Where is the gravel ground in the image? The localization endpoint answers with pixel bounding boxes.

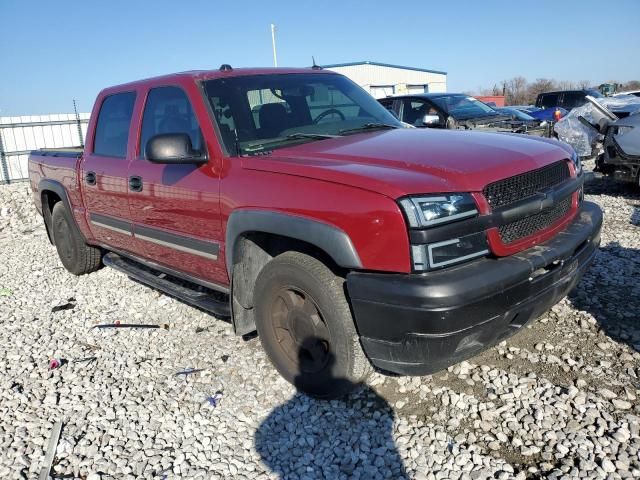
[0,173,638,480]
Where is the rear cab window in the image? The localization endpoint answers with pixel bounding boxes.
[93,92,136,158]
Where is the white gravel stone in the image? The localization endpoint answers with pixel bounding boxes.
[0,173,639,478]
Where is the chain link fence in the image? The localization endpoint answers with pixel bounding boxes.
[0,106,89,184]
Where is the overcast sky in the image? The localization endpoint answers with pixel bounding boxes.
[1,0,639,115]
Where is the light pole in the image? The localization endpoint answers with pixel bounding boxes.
[271,24,278,67]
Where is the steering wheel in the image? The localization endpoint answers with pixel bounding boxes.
[313,108,345,124]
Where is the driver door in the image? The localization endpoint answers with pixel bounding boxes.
[126,84,225,285]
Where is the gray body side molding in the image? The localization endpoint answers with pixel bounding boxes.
[225,210,362,274]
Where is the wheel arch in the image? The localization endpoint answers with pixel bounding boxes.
[39,179,75,245]
[226,210,362,336]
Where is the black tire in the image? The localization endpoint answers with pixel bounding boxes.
[254,251,371,399]
[51,202,102,275]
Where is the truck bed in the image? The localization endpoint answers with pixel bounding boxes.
[28,148,84,215]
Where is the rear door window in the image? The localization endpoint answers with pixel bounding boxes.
[139,86,203,158]
[93,92,136,158]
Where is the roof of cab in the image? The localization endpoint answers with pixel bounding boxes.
[100,67,335,93]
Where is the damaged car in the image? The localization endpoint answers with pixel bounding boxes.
[379,93,550,136]
[555,95,640,187]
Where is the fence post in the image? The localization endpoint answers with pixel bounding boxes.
[73,100,84,148]
[0,129,10,184]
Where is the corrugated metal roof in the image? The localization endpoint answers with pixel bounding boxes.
[320,61,447,76]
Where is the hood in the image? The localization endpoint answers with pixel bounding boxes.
[241,129,572,199]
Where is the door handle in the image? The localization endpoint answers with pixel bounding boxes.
[85,171,97,186]
[129,175,143,192]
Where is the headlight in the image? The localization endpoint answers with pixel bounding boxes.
[571,149,582,175]
[399,193,478,228]
[399,193,488,271]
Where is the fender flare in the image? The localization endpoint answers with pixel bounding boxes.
[225,209,362,275]
[38,179,82,243]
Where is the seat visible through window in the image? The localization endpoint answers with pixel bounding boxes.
[258,103,289,138]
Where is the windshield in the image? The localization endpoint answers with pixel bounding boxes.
[203,73,402,154]
[430,95,499,120]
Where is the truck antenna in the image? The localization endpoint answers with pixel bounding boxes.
[311,56,322,70]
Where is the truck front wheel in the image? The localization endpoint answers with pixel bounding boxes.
[51,202,102,275]
[253,251,371,399]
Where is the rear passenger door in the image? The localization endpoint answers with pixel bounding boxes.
[81,91,137,252]
[127,85,224,284]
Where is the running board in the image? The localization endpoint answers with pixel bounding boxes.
[103,252,230,319]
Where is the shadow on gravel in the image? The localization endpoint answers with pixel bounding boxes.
[568,239,640,354]
[255,346,408,479]
[584,174,640,202]
[568,176,640,353]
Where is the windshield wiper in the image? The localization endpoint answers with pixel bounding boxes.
[241,132,340,154]
[285,132,341,140]
[339,123,400,135]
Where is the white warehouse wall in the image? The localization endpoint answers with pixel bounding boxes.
[324,62,447,98]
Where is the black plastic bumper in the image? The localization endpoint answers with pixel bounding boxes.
[347,201,603,376]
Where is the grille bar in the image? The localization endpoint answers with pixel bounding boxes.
[483,161,570,209]
[498,196,572,244]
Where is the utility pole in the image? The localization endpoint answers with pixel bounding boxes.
[270,24,278,67]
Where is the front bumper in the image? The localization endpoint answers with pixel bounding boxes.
[347,201,603,376]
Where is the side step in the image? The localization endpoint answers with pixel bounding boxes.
[103,252,230,319]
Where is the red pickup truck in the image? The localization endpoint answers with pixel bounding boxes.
[29,66,602,398]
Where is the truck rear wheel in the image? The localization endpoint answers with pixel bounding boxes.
[253,251,371,399]
[51,202,102,275]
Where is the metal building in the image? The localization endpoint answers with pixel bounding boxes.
[322,61,447,99]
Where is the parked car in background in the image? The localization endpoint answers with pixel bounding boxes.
[528,107,568,123]
[496,107,540,123]
[379,93,549,136]
[28,67,601,398]
[495,107,551,135]
[536,90,604,111]
[510,105,540,114]
[597,112,640,187]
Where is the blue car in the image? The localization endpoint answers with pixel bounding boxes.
[527,107,568,122]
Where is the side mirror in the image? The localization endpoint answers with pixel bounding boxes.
[421,114,441,127]
[145,133,207,164]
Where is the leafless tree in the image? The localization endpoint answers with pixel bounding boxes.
[556,80,577,91]
[503,76,528,105]
[526,78,557,104]
[474,77,640,103]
